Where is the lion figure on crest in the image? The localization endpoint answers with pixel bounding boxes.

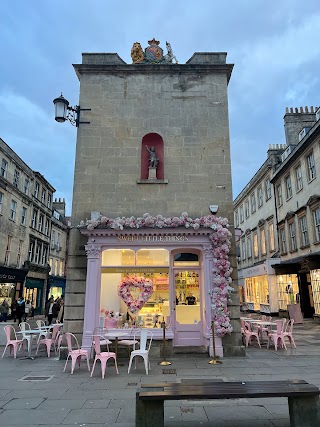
[131,42,144,64]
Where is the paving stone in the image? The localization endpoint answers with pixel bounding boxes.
[3,398,44,409]
[62,408,120,424]
[37,399,86,410]
[0,409,69,424]
[204,404,273,420]
[82,399,111,408]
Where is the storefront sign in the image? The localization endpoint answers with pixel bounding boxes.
[102,267,169,274]
[0,267,28,283]
[117,235,188,242]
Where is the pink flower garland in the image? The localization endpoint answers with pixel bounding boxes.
[80,212,233,337]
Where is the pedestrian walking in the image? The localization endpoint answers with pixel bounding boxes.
[58,295,64,323]
[11,300,18,322]
[1,300,9,322]
[45,296,54,325]
[25,299,32,319]
[16,297,25,325]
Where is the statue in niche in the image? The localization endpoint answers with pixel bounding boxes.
[146,145,159,168]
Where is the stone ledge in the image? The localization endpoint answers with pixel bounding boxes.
[136,179,168,184]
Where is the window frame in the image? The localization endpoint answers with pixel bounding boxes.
[245,200,250,218]
[288,221,297,252]
[260,227,266,255]
[306,151,316,182]
[21,206,27,226]
[268,222,275,252]
[253,232,259,258]
[279,227,287,254]
[276,183,283,207]
[0,191,3,214]
[10,199,17,221]
[251,193,256,214]
[285,174,292,200]
[312,207,320,243]
[265,178,271,200]
[1,159,8,178]
[257,187,263,208]
[34,182,40,198]
[299,215,309,247]
[295,164,303,192]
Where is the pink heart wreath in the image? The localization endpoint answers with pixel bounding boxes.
[118,276,154,314]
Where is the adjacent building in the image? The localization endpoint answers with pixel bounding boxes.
[48,198,68,301]
[235,106,320,320]
[0,138,68,315]
[63,40,243,357]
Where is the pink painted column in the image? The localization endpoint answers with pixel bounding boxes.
[203,244,223,357]
[82,244,102,350]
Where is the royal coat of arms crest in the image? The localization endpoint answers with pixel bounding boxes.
[131,38,178,64]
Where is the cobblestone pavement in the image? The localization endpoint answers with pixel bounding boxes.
[0,319,319,426]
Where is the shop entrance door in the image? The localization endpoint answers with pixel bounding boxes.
[173,269,204,346]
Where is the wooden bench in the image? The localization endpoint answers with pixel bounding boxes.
[136,379,320,427]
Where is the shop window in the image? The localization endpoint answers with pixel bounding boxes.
[174,253,199,267]
[140,133,164,180]
[311,270,320,316]
[137,249,169,266]
[102,249,135,266]
[245,276,269,306]
[276,274,299,310]
[101,248,171,329]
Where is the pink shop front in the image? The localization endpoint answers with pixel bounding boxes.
[80,226,233,357]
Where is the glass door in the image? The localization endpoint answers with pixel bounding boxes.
[173,269,204,346]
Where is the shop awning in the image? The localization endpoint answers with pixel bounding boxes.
[0,266,28,283]
[272,252,320,274]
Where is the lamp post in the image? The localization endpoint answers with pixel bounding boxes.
[53,93,90,127]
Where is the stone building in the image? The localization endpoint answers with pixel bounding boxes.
[234,106,320,321]
[0,138,32,308]
[0,137,69,315]
[48,198,68,301]
[271,107,320,320]
[233,145,282,315]
[63,39,243,357]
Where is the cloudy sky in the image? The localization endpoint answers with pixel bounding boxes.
[1,1,319,215]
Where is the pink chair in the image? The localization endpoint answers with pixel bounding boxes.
[267,319,287,351]
[63,333,90,374]
[283,319,296,348]
[2,325,24,359]
[91,335,119,379]
[244,322,261,348]
[35,324,60,357]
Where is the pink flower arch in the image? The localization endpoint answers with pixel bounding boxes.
[79,212,234,337]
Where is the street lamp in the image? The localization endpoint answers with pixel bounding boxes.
[53,93,79,126]
[53,93,91,127]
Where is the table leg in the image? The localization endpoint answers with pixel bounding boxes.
[19,334,35,360]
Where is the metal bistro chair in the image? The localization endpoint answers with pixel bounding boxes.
[91,335,119,379]
[2,325,24,359]
[128,330,153,375]
[118,328,140,357]
[19,322,37,353]
[63,332,90,374]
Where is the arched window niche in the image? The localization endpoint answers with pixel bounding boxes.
[140,133,164,180]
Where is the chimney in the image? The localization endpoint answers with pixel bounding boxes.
[284,106,316,146]
[52,198,66,217]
